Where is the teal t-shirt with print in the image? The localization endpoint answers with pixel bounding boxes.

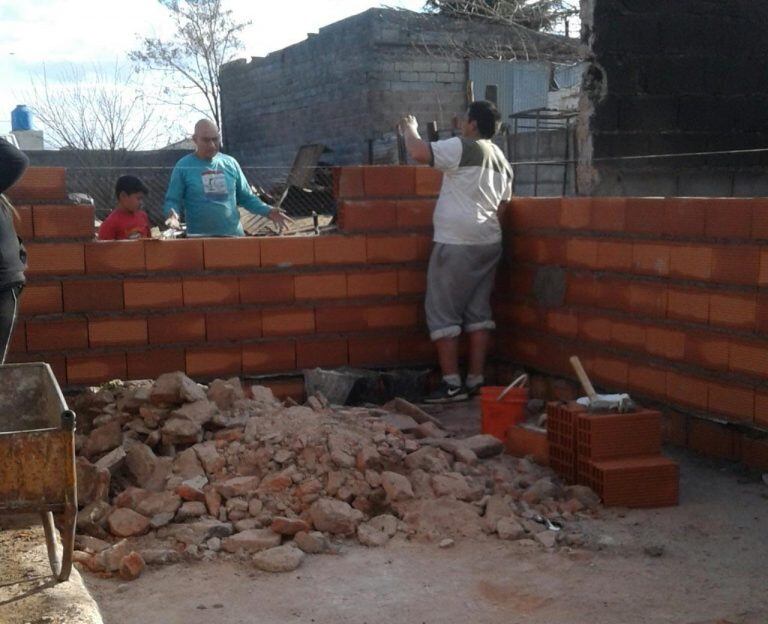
[163,152,270,236]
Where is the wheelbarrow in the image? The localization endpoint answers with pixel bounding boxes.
[0,362,77,582]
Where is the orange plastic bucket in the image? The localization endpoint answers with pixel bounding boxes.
[480,386,528,441]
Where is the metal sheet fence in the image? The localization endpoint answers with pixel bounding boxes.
[65,166,336,226]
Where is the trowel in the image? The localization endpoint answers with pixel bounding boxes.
[569,356,637,413]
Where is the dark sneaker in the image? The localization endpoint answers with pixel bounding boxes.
[466,382,483,397]
[423,381,469,403]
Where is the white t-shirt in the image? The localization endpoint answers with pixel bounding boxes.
[430,136,513,245]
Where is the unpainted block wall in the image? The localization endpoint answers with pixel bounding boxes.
[220,8,539,168]
[583,0,768,196]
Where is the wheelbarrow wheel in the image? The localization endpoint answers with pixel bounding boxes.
[41,507,75,582]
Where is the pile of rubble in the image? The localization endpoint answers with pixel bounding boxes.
[71,373,600,580]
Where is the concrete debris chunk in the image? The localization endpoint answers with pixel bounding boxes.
[83,420,123,458]
[221,528,282,553]
[150,371,207,405]
[309,498,363,535]
[460,434,504,459]
[253,544,304,573]
[357,514,398,547]
[294,531,331,554]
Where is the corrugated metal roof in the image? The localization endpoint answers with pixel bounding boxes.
[468,60,551,121]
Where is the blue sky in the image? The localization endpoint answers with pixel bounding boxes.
[0,0,425,138]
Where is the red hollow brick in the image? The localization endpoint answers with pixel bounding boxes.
[206,310,262,341]
[148,313,206,345]
[596,241,633,272]
[6,167,66,202]
[666,372,708,410]
[628,283,667,318]
[565,239,599,268]
[124,279,183,310]
[546,311,579,337]
[661,410,688,447]
[683,332,730,370]
[63,280,124,313]
[338,200,398,232]
[85,241,145,274]
[242,341,296,374]
[362,166,416,197]
[186,346,242,378]
[262,378,305,402]
[760,251,768,286]
[19,282,62,315]
[755,392,768,429]
[627,365,667,399]
[25,242,85,276]
[126,348,186,380]
[315,305,367,332]
[366,303,418,329]
[89,318,148,347]
[688,418,739,460]
[578,316,612,343]
[261,308,315,336]
[67,353,127,386]
[314,235,367,265]
[509,198,561,230]
[296,339,348,369]
[709,293,757,330]
[366,235,421,263]
[183,276,240,306]
[203,238,261,270]
[414,167,442,197]
[398,334,435,363]
[728,341,768,377]
[742,437,768,471]
[26,318,88,351]
[396,200,435,229]
[666,288,709,323]
[751,200,768,240]
[758,294,768,334]
[669,245,712,281]
[260,237,314,267]
[239,274,295,304]
[348,335,400,366]
[710,246,761,285]
[32,204,94,239]
[559,198,591,229]
[632,243,670,276]
[145,239,204,272]
[610,320,647,350]
[705,199,753,239]
[397,269,427,295]
[347,271,398,298]
[294,273,347,300]
[624,198,665,235]
[707,382,754,423]
[335,167,365,199]
[663,198,707,237]
[589,198,626,232]
[590,355,629,388]
[645,326,686,360]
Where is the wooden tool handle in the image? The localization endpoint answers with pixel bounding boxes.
[569,356,597,400]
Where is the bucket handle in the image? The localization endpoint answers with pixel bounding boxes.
[497,373,528,401]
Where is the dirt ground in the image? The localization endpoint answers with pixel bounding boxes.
[0,515,103,624]
[84,401,768,624]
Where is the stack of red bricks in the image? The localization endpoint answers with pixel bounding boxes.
[496,196,768,473]
[546,402,678,507]
[5,166,440,392]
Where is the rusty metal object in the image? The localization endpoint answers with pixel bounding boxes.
[0,363,77,582]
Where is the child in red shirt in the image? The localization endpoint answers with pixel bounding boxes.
[98,175,151,240]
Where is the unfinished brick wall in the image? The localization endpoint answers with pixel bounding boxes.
[497,196,768,472]
[5,167,436,395]
[9,166,768,471]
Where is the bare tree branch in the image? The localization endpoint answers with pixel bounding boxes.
[129,0,249,127]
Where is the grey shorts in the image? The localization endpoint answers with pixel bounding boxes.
[425,242,502,341]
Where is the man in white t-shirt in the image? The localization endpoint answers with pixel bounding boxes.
[400,101,513,402]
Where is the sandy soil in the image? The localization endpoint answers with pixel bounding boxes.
[0,515,103,624]
[85,448,768,624]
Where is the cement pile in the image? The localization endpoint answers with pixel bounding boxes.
[70,373,599,579]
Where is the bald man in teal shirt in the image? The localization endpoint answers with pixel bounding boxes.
[164,120,290,236]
